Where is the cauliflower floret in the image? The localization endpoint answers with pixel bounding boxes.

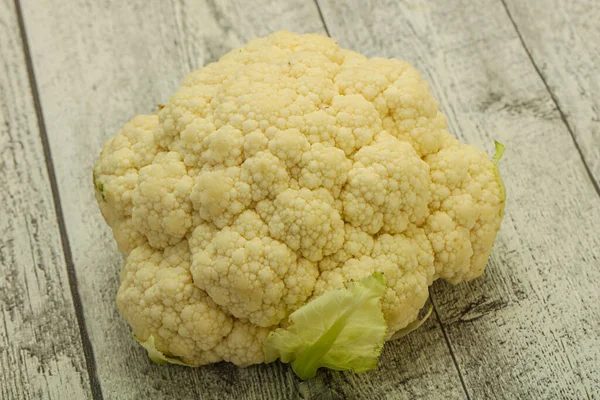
[154,61,229,150]
[269,128,310,176]
[132,152,194,248]
[189,211,318,327]
[328,94,381,155]
[117,242,232,366]
[240,151,290,201]
[215,320,271,366]
[318,224,375,272]
[111,218,147,255]
[94,31,505,368]
[382,67,444,156]
[341,132,431,235]
[198,125,245,167]
[190,167,252,228]
[335,58,445,156]
[263,188,345,262]
[244,129,270,158]
[93,115,159,253]
[299,143,352,197]
[424,144,504,283]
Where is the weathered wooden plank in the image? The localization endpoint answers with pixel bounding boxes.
[20,0,466,398]
[317,0,600,398]
[0,1,92,399]
[503,0,600,190]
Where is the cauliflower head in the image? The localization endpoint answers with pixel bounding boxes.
[93,31,505,368]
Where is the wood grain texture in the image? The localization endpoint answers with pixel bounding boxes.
[317,0,600,398]
[503,0,600,191]
[19,0,465,398]
[0,0,92,399]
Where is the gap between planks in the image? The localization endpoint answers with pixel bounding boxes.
[13,0,104,398]
[499,0,600,198]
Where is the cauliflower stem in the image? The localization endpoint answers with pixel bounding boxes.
[390,306,433,341]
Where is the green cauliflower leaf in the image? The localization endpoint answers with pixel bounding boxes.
[264,272,387,380]
[134,334,192,366]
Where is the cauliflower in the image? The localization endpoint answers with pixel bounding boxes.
[93,31,505,376]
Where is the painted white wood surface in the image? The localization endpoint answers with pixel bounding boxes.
[503,0,600,190]
[317,0,600,398]
[2,0,598,398]
[0,0,92,398]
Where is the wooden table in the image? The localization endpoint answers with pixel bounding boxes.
[2,0,599,399]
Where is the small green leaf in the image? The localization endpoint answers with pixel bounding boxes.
[390,306,433,341]
[93,173,106,201]
[133,334,192,366]
[493,140,506,205]
[264,272,388,380]
[493,140,505,164]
